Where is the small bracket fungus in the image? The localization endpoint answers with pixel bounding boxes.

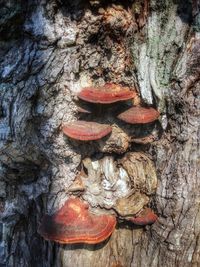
[78,83,137,104]
[76,106,92,114]
[75,101,92,114]
[38,198,116,244]
[129,208,158,225]
[117,106,160,124]
[62,121,112,141]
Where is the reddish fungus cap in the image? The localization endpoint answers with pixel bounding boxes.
[117,106,160,124]
[38,198,116,244]
[78,83,137,104]
[77,106,92,114]
[130,208,158,225]
[62,121,112,141]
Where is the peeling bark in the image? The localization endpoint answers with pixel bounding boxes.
[0,0,199,267]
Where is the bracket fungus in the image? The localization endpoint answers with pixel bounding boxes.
[117,106,160,124]
[38,198,116,244]
[78,83,137,104]
[62,121,112,141]
[129,208,158,225]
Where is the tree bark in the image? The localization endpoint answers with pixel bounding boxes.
[0,0,199,267]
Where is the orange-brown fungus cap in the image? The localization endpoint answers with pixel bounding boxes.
[62,121,112,141]
[38,198,116,244]
[130,208,158,225]
[117,106,160,124]
[78,83,137,104]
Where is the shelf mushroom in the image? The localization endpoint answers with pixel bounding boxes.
[117,106,160,124]
[38,198,116,244]
[129,208,158,225]
[62,120,112,141]
[78,83,137,104]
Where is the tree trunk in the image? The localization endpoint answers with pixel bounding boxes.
[0,0,199,267]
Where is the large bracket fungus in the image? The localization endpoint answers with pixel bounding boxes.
[117,106,160,124]
[38,198,116,244]
[62,121,112,141]
[78,83,137,104]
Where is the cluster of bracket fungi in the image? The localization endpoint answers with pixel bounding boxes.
[38,83,160,245]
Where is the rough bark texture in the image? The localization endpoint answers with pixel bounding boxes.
[0,0,199,267]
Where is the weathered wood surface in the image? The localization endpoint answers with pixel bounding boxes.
[0,0,199,266]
